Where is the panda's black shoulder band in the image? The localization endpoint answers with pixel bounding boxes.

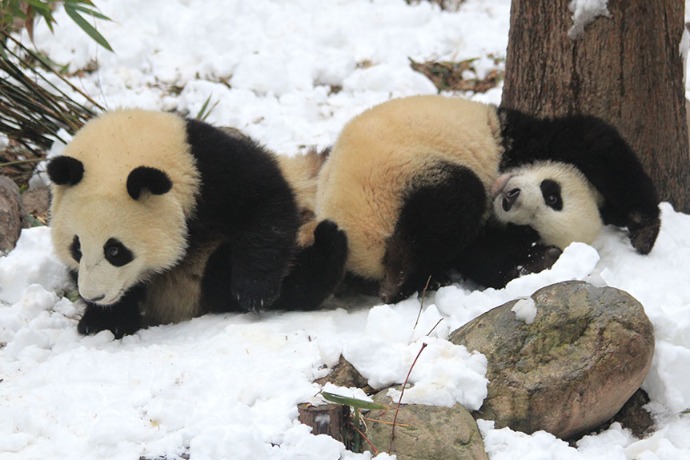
[127,166,172,200]
[47,156,84,186]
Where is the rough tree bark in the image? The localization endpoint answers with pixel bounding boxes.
[501,0,690,213]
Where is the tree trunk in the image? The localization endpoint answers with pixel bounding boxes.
[502,0,690,213]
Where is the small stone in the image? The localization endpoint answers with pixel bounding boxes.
[314,355,371,391]
[611,388,655,439]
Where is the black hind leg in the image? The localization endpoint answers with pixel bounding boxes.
[272,220,348,310]
[380,163,486,304]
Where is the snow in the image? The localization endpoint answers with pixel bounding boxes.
[568,0,611,39]
[2,0,690,459]
[511,297,537,324]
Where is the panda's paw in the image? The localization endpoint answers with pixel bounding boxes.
[231,277,281,313]
[78,304,142,339]
[312,220,348,262]
[379,281,418,305]
[628,213,660,255]
[379,269,421,305]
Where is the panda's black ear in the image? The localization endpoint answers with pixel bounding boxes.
[127,166,172,200]
[47,156,84,186]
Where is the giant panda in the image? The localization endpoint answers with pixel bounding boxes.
[315,95,660,302]
[48,109,346,338]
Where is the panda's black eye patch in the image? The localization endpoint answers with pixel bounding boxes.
[70,235,82,262]
[104,238,134,266]
[540,179,563,211]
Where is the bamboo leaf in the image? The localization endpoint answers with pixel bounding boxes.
[66,3,112,21]
[196,95,219,122]
[321,391,389,410]
[23,0,53,16]
[63,4,113,52]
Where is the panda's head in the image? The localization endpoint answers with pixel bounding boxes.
[48,110,200,305]
[491,161,603,249]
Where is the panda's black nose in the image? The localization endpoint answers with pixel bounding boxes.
[502,188,520,212]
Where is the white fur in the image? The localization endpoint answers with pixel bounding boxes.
[492,161,603,248]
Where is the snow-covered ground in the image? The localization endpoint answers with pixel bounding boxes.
[1,0,690,458]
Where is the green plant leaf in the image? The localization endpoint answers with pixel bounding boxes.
[22,0,53,16]
[321,391,388,410]
[65,2,111,21]
[63,4,113,52]
[196,95,219,122]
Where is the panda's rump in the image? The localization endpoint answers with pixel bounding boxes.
[316,150,406,280]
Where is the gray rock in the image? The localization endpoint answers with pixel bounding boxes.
[449,281,654,439]
[0,176,22,253]
[365,389,489,460]
[20,185,50,227]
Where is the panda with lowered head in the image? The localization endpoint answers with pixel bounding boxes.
[315,95,660,303]
[48,109,346,338]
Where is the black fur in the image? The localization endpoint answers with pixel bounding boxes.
[454,223,562,288]
[380,162,486,303]
[76,117,344,337]
[200,241,242,313]
[499,109,660,254]
[76,116,300,335]
[71,270,144,339]
[272,220,348,311]
[70,236,82,262]
[126,166,172,199]
[540,179,563,211]
[200,220,347,314]
[104,238,134,267]
[452,109,661,289]
[47,156,84,186]
[184,118,300,313]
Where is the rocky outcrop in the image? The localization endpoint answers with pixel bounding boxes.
[449,281,655,439]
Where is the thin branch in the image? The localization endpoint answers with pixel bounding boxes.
[413,275,433,330]
[390,342,428,452]
[352,423,379,456]
[425,318,444,337]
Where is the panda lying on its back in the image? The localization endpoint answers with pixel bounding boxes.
[316,95,660,302]
[48,110,346,338]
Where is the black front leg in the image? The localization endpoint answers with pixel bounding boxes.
[228,199,300,312]
[454,224,561,288]
[77,284,145,338]
[229,237,293,312]
[185,119,300,313]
